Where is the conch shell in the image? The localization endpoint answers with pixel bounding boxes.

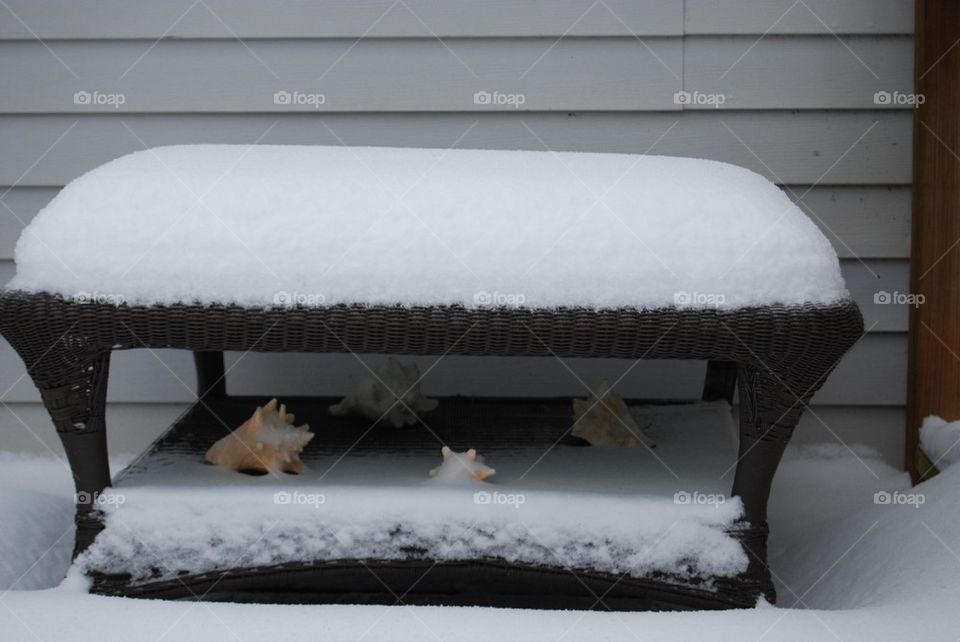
[206,399,314,474]
[429,446,496,482]
[571,381,655,448]
[329,357,438,428]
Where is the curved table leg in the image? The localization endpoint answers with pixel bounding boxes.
[731,361,813,603]
[7,331,113,558]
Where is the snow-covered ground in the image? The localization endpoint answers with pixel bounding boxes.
[2,434,958,640]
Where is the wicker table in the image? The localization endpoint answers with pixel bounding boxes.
[0,292,862,609]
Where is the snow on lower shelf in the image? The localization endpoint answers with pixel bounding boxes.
[77,403,747,585]
[9,145,848,310]
[78,486,746,584]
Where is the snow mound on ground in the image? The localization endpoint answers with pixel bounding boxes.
[920,415,960,470]
[0,453,76,591]
[770,450,958,613]
[10,145,847,310]
[76,486,747,584]
[0,453,133,591]
[0,488,74,591]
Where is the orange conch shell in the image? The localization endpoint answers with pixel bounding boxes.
[206,399,314,474]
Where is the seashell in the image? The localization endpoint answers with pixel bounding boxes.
[205,399,314,474]
[571,381,655,448]
[329,357,438,428]
[429,446,496,482]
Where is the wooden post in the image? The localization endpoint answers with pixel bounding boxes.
[907,0,960,482]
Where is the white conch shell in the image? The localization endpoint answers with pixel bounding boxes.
[429,446,496,482]
[329,357,438,428]
[206,399,314,474]
[571,381,655,448]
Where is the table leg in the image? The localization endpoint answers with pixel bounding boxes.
[19,340,113,558]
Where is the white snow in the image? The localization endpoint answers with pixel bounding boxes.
[0,453,75,591]
[3,440,959,641]
[0,453,132,591]
[2,411,959,641]
[9,145,848,310]
[77,402,747,585]
[78,487,746,584]
[920,415,960,470]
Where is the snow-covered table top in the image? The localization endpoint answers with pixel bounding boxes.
[10,145,848,310]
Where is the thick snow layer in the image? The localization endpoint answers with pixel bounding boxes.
[78,487,746,583]
[920,415,960,471]
[77,402,747,584]
[4,442,960,641]
[9,145,848,310]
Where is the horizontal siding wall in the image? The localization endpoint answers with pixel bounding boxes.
[0,36,913,112]
[0,1,911,38]
[0,0,912,464]
[0,112,913,183]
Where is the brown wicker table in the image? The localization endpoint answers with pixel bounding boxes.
[0,291,863,610]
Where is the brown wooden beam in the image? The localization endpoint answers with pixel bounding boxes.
[908,0,960,483]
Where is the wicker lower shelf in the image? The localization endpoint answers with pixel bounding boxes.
[91,395,765,610]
